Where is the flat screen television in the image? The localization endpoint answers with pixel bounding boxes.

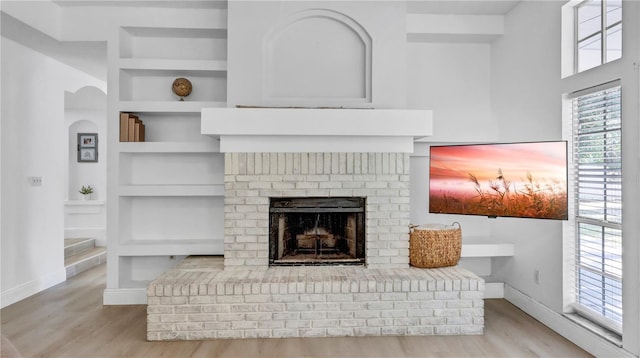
[429,141,568,220]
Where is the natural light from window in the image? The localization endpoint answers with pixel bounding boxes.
[576,0,622,72]
[570,85,623,333]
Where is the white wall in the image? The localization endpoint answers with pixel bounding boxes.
[407,42,497,143]
[227,1,407,108]
[65,86,107,201]
[489,1,565,311]
[407,40,498,280]
[490,1,640,355]
[1,37,105,308]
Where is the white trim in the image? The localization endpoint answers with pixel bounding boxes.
[505,284,634,357]
[103,288,147,305]
[484,282,504,299]
[569,302,623,335]
[0,269,67,308]
[219,135,416,153]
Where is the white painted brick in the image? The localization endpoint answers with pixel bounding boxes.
[300,328,327,337]
[421,317,447,325]
[460,308,485,317]
[382,326,407,335]
[394,301,420,310]
[446,317,474,325]
[202,305,230,313]
[326,328,354,337]
[272,329,299,338]
[313,319,340,328]
[339,319,366,328]
[460,326,483,335]
[435,291,460,300]
[176,322,204,331]
[299,294,326,302]
[160,297,187,305]
[435,326,461,335]
[258,320,285,329]
[327,311,354,319]
[286,320,311,329]
[433,309,461,317]
[354,310,380,319]
[175,305,202,314]
[161,314,188,323]
[273,312,300,320]
[355,327,381,336]
[301,311,327,320]
[380,310,407,318]
[408,326,434,335]
[218,330,245,339]
[381,292,406,301]
[460,291,485,299]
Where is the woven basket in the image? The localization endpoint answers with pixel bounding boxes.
[409,222,462,268]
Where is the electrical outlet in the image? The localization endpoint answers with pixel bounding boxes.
[28,176,42,186]
[534,269,541,284]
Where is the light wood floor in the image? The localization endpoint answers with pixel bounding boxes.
[1,264,592,358]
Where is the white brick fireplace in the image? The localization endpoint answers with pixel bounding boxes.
[146,108,485,340]
[223,151,411,269]
[203,107,432,270]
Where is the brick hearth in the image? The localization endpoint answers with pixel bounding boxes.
[147,152,485,340]
[147,257,484,340]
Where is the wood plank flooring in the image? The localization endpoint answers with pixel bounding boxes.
[1,264,592,357]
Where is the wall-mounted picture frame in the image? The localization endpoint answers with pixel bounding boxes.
[78,133,98,162]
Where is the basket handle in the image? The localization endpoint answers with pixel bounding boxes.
[408,224,419,233]
[452,221,461,229]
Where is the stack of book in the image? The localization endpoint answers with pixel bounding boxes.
[120,112,145,142]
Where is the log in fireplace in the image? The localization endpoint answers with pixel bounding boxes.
[269,197,366,266]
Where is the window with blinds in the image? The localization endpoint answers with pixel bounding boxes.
[571,85,622,333]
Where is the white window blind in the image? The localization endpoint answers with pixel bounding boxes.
[571,85,622,332]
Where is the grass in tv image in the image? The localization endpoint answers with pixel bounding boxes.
[429,142,568,220]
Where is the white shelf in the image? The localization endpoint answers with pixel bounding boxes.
[119,141,220,153]
[119,184,224,197]
[109,20,228,303]
[118,239,224,256]
[65,200,106,206]
[119,101,226,113]
[119,58,227,72]
[461,236,515,258]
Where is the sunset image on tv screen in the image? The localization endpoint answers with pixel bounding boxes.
[429,141,568,220]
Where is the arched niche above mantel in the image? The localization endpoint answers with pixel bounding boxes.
[263,9,372,106]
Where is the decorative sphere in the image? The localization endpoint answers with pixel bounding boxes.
[172,78,192,98]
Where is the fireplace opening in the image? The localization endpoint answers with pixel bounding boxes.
[269,197,366,266]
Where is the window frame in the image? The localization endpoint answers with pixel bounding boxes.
[573,0,622,73]
[566,82,623,336]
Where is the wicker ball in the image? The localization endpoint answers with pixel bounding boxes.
[172,78,192,98]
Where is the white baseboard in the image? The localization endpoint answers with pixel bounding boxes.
[1,269,66,309]
[484,282,504,298]
[103,288,147,305]
[504,284,635,357]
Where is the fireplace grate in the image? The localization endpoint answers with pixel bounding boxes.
[269,197,366,266]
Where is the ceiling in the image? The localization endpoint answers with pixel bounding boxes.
[52,0,227,9]
[52,0,520,14]
[406,0,521,15]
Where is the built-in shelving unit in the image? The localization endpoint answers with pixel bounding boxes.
[105,14,228,305]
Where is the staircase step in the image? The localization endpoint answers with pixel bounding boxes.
[65,246,106,279]
[64,238,95,259]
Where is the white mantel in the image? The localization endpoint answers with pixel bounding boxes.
[201,108,432,153]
